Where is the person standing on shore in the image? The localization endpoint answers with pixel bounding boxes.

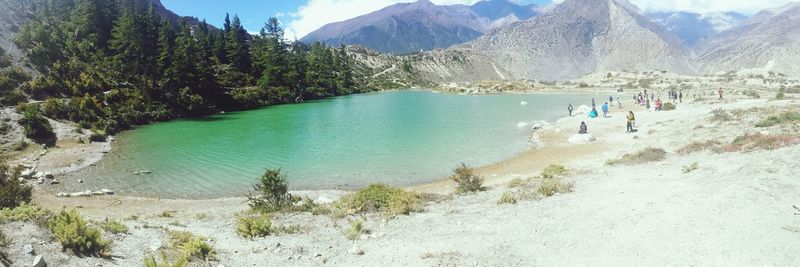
[718,88,724,100]
[626,111,635,133]
[679,91,683,103]
[602,102,609,118]
[609,96,613,105]
[617,97,622,109]
[568,104,574,117]
[592,98,596,108]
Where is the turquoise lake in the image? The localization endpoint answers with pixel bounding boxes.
[82,91,604,198]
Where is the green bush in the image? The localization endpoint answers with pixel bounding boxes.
[347,220,366,240]
[777,87,786,99]
[337,184,421,217]
[235,214,272,239]
[89,130,107,142]
[755,111,800,128]
[537,179,575,197]
[682,162,699,173]
[0,203,47,222]
[541,164,568,179]
[246,169,293,212]
[0,122,10,135]
[0,162,32,209]
[144,251,188,267]
[497,192,517,205]
[99,218,129,234]
[47,209,111,257]
[18,104,56,145]
[450,163,485,193]
[168,231,214,262]
[661,102,676,111]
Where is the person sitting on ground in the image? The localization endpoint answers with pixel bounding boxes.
[602,102,609,118]
[588,107,598,118]
[654,98,662,111]
[579,121,588,134]
[626,111,636,133]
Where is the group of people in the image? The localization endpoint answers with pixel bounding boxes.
[571,95,636,135]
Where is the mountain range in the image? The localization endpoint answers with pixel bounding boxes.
[300,0,540,54]
[306,0,800,80]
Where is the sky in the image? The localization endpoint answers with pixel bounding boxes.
[161,0,797,40]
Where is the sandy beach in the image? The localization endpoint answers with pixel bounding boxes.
[3,88,800,266]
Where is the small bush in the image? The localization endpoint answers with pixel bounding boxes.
[720,133,799,152]
[10,140,27,151]
[661,102,676,111]
[337,184,421,217]
[18,104,55,145]
[88,130,107,142]
[682,162,698,174]
[743,90,760,98]
[47,209,112,257]
[347,220,367,240]
[776,87,786,99]
[157,210,175,218]
[450,163,485,193]
[537,179,574,197]
[144,251,188,267]
[247,169,293,213]
[497,192,517,205]
[0,122,10,135]
[607,148,667,165]
[755,111,800,128]
[99,219,129,234]
[507,177,527,188]
[0,162,32,209]
[710,109,733,122]
[0,203,47,222]
[168,231,214,262]
[541,164,568,179]
[676,140,722,154]
[235,215,271,239]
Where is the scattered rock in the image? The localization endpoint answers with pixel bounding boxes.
[314,195,334,204]
[44,172,54,179]
[32,255,46,267]
[69,190,93,197]
[134,170,151,175]
[516,122,529,128]
[348,246,364,256]
[23,244,34,255]
[21,169,36,179]
[520,101,528,106]
[50,180,59,185]
[78,179,83,183]
[56,193,69,197]
[531,121,549,131]
[568,134,597,144]
[36,178,44,185]
[101,188,114,195]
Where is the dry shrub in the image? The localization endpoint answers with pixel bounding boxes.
[541,164,568,179]
[607,148,667,165]
[676,140,722,154]
[497,192,517,205]
[709,109,733,122]
[720,132,800,152]
[450,163,485,193]
[755,111,800,128]
[537,179,575,197]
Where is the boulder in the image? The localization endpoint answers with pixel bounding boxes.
[68,190,93,197]
[23,244,34,255]
[21,169,36,179]
[520,101,528,106]
[531,121,548,130]
[574,105,592,115]
[516,122,529,129]
[50,180,59,185]
[101,189,114,195]
[568,134,597,144]
[37,178,44,185]
[32,255,46,267]
[314,195,334,205]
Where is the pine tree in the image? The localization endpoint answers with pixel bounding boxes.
[335,45,354,93]
[256,17,288,89]
[109,6,145,88]
[226,15,251,75]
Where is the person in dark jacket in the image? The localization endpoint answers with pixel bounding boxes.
[579,121,588,134]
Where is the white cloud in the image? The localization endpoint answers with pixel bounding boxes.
[285,0,481,40]
[628,0,795,14]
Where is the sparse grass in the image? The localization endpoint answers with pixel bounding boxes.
[720,132,800,152]
[507,177,527,188]
[336,184,422,217]
[755,111,800,127]
[144,251,188,267]
[10,140,27,151]
[497,192,517,205]
[710,109,733,122]
[0,203,48,222]
[235,214,271,239]
[606,148,667,165]
[168,231,214,262]
[47,209,112,257]
[743,90,761,98]
[272,224,302,235]
[450,163,485,193]
[195,213,208,220]
[127,215,140,221]
[157,210,176,218]
[0,229,8,248]
[661,102,676,111]
[682,162,699,174]
[347,220,368,240]
[676,140,722,154]
[537,179,575,197]
[541,164,568,179]
[99,218,129,234]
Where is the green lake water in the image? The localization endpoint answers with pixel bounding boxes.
[82,91,604,198]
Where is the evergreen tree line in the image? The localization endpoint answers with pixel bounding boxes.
[10,0,362,135]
